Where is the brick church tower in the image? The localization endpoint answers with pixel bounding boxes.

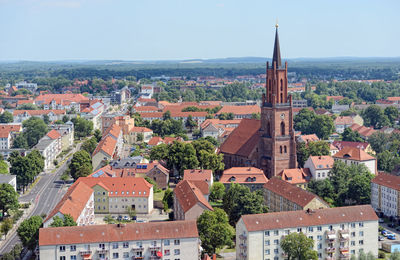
[259,24,297,178]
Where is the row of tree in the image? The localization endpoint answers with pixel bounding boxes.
[9,150,44,192]
[12,117,48,149]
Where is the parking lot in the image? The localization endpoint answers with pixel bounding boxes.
[379,219,400,248]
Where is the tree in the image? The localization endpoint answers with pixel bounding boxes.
[0,111,13,123]
[0,160,9,174]
[390,251,400,260]
[218,112,234,120]
[81,137,98,155]
[362,105,389,129]
[0,183,19,217]
[308,141,330,156]
[342,127,363,142]
[149,143,169,161]
[17,215,43,250]
[42,114,50,124]
[162,188,173,211]
[368,132,389,154]
[21,117,48,148]
[163,111,171,120]
[223,183,267,225]
[136,133,144,142]
[294,109,316,134]
[312,115,334,139]
[144,177,160,192]
[71,117,93,138]
[62,115,70,123]
[69,150,93,180]
[296,142,309,168]
[198,151,224,173]
[280,232,317,260]
[63,214,77,226]
[185,115,197,132]
[197,208,235,255]
[93,129,102,142]
[49,216,64,227]
[15,103,38,110]
[385,106,399,126]
[12,135,28,149]
[377,150,400,172]
[209,182,225,202]
[1,218,13,239]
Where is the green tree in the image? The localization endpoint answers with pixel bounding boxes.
[185,115,197,132]
[62,115,70,123]
[126,207,136,220]
[362,105,390,129]
[0,160,9,174]
[12,135,28,149]
[377,150,400,172]
[22,117,48,148]
[294,108,316,134]
[1,218,13,239]
[63,214,77,226]
[71,117,93,138]
[144,177,160,192]
[163,111,171,120]
[280,232,317,260]
[149,143,169,161]
[42,114,50,124]
[49,216,64,227]
[17,215,43,250]
[218,112,234,120]
[368,132,389,154]
[69,150,93,180]
[0,183,19,217]
[312,115,334,139]
[296,142,309,168]
[0,111,13,123]
[15,103,38,110]
[136,133,144,142]
[198,151,224,173]
[342,127,363,142]
[385,106,399,126]
[223,183,267,225]
[197,208,235,255]
[162,188,173,211]
[209,182,225,202]
[390,251,400,260]
[81,137,98,155]
[308,141,330,156]
[93,129,102,142]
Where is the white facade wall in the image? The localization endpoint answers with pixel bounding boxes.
[335,158,376,175]
[76,193,95,226]
[40,236,199,260]
[370,182,380,212]
[0,135,10,150]
[380,185,398,217]
[304,158,331,181]
[236,218,378,260]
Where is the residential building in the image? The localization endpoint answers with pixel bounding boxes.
[174,180,213,221]
[129,127,153,144]
[80,100,105,130]
[145,164,170,190]
[200,119,241,140]
[92,124,123,170]
[34,131,63,170]
[371,173,400,217]
[334,115,364,134]
[333,147,377,174]
[297,134,319,144]
[0,175,17,191]
[15,81,38,93]
[183,169,213,189]
[236,205,379,260]
[263,177,329,212]
[215,105,261,119]
[44,181,95,227]
[39,220,200,260]
[34,93,89,112]
[219,167,268,192]
[279,168,311,189]
[13,109,66,123]
[304,156,334,180]
[0,124,22,149]
[49,123,74,150]
[332,141,375,155]
[77,177,153,214]
[349,124,376,140]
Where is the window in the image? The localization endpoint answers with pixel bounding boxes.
[136,241,142,247]
[308,236,313,240]
[317,235,322,241]
[113,243,118,249]
[152,241,157,246]
[265,231,270,236]
[318,243,322,249]
[359,231,364,237]
[265,249,270,255]
[165,250,170,256]
[280,122,285,136]
[164,240,170,246]
[359,240,364,245]
[113,253,119,259]
[60,246,66,252]
[274,239,279,245]
[317,226,322,231]
[70,245,76,251]
[359,222,364,227]
[308,227,313,232]
[297,228,302,233]
[280,146,283,154]
[284,146,287,153]
[174,239,180,245]
[285,230,290,235]
[351,232,356,237]
[351,241,355,246]
[70,256,76,260]
[274,248,279,254]
[265,240,270,246]
[60,257,66,260]
[329,225,333,231]
[174,249,180,255]
[99,243,105,249]
[123,242,129,248]
[274,230,279,236]
[351,250,356,255]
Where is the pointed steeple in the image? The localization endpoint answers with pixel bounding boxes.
[272,24,282,68]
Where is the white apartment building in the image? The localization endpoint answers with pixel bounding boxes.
[333,147,377,175]
[236,205,378,260]
[304,156,334,180]
[0,175,17,191]
[39,220,200,260]
[371,173,400,217]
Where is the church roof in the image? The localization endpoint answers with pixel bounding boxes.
[219,118,260,157]
[272,25,282,68]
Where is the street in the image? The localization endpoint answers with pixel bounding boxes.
[0,153,72,255]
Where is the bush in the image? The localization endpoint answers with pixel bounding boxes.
[12,210,23,223]
[378,251,385,259]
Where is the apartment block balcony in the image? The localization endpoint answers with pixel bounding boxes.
[239,243,247,249]
[96,249,108,254]
[239,234,247,240]
[339,229,349,234]
[339,247,349,252]
[325,247,336,253]
[148,246,161,250]
[149,256,161,260]
[79,250,92,256]
[132,247,144,252]
[132,257,144,260]
[239,252,247,258]
[339,253,350,259]
[325,230,336,241]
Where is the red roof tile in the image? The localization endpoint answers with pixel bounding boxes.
[216,105,260,115]
[93,135,117,157]
[174,180,213,213]
[372,172,400,191]
[333,146,375,161]
[309,156,334,170]
[183,169,213,183]
[280,168,311,184]
[220,167,268,184]
[46,129,61,139]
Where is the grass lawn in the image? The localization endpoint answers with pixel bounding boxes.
[154,190,165,201]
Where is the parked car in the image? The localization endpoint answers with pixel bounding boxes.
[379,218,385,223]
[117,215,123,221]
[388,223,397,228]
[382,230,389,236]
[379,236,385,241]
[123,216,129,220]
[387,234,396,240]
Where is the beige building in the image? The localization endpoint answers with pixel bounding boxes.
[263,177,329,212]
[236,205,379,260]
[92,124,123,170]
[39,220,200,260]
[333,147,377,175]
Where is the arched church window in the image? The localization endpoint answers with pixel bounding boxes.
[280,146,283,154]
[266,122,271,137]
[280,79,283,91]
[281,122,285,136]
[284,146,287,153]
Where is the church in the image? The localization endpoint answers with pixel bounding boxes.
[220,25,297,179]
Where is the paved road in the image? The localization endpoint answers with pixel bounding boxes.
[0,156,71,255]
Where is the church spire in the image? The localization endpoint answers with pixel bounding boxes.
[272,23,282,68]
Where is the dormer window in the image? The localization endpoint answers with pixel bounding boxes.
[229,176,236,182]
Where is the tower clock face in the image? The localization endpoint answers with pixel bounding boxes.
[280,113,285,120]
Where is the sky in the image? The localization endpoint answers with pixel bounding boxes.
[0,0,399,61]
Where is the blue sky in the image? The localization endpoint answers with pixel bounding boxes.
[0,0,399,60]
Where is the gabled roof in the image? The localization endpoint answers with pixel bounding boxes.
[241,205,378,232]
[220,167,268,184]
[332,141,370,151]
[298,134,319,143]
[88,165,117,178]
[219,119,260,157]
[0,124,22,138]
[46,129,61,140]
[93,135,117,157]
[280,168,311,184]
[13,109,66,116]
[350,123,376,137]
[216,105,260,115]
[39,220,198,246]
[333,146,375,161]
[44,181,93,224]
[372,172,400,191]
[174,180,213,213]
[103,123,121,140]
[308,156,334,170]
[264,177,326,208]
[334,116,354,125]
[130,127,153,133]
[183,169,213,183]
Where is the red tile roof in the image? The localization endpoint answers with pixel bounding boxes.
[220,167,268,184]
[309,156,334,170]
[13,109,66,116]
[0,124,22,138]
[372,172,400,191]
[219,119,260,157]
[134,106,160,112]
[216,105,260,115]
[334,116,354,125]
[326,96,344,101]
[280,168,311,184]
[39,220,198,246]
[46,129,61,139]
[103,123,121,140]
[148,136,164,146]
[130,127,153,133]
[174,180,213,213]
[350,123,376,137]
[183,169,213,183]
[93,135,117,157]
[333,146,375,161]
[332,141,370,151]
[35,93,89,104]
[241,205,378,232]
[44,181,93,223]
[299,134,319,143]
